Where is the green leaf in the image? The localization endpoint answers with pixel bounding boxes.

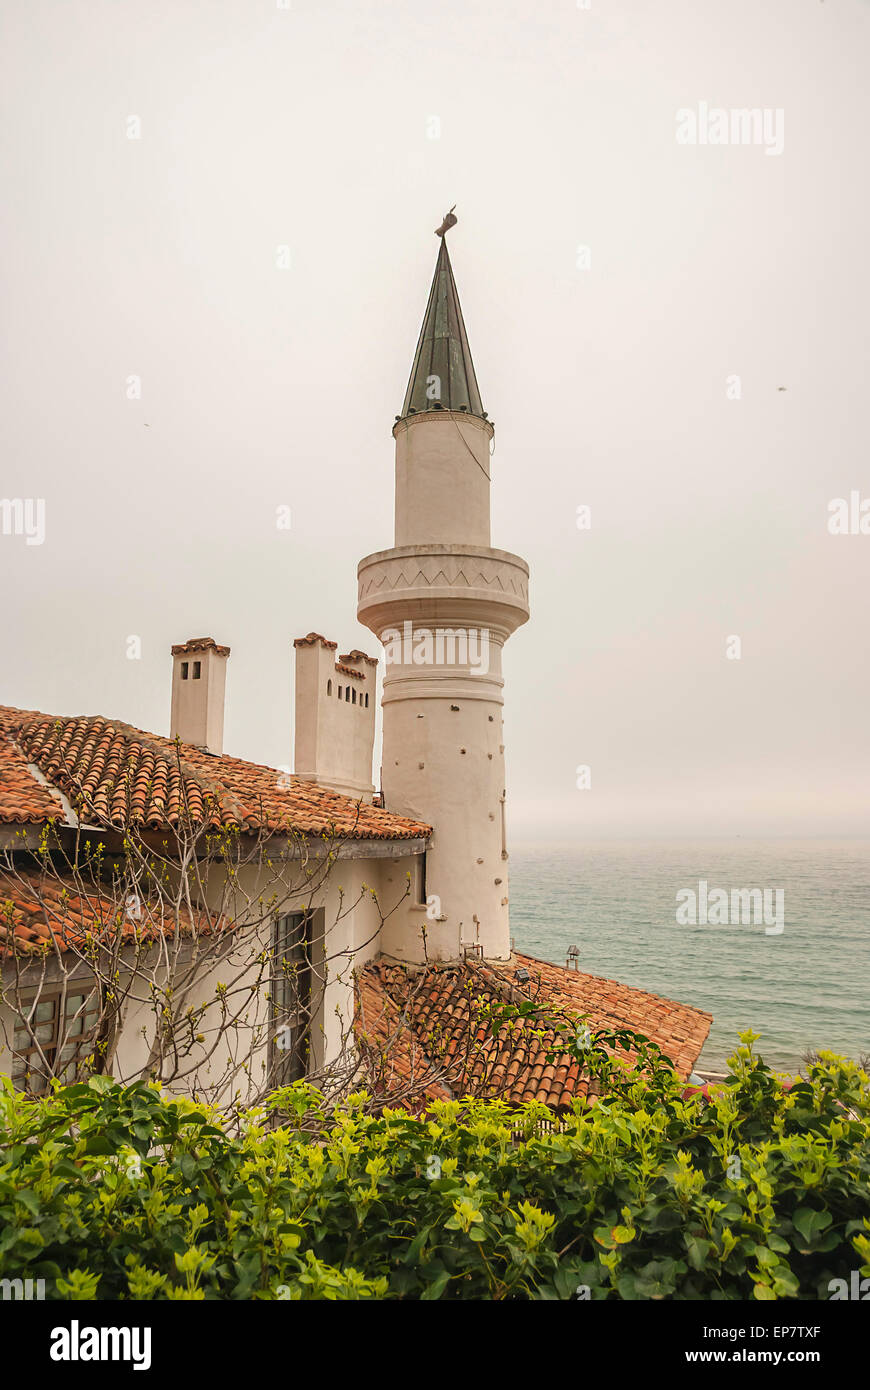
[83,1137,115,1156]
[14,1189,40,1218]
[404,1227,432,1265]
[685,1236,712,1271]
[792,1208,832,1248]
[420,1268,451,1300]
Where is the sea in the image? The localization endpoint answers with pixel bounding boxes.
[509,839,869,1076]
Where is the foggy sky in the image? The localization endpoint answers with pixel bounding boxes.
[1,0,868,841]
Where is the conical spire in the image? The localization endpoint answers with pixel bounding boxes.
[399,239,486,422]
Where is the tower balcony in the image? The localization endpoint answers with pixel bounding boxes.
[357,543,530,644]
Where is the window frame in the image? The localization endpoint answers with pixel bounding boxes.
[415,851,428,907]
[11,984,103,1095]
[269,910,313,1088]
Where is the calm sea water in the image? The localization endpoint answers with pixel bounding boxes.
[509,840,869,1074]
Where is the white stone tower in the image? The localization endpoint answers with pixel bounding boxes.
[358,228,529,962]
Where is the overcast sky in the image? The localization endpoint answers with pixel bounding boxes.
[1,0,868,840]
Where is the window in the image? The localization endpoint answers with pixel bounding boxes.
[345,686,350,702]
[415,851,428,907]
[352,687,356,705]
[181,662,189,680]
[337,686,342,699]
[12,987,102,1094]
[192,661,201,680]
[327,679,332,696]
[365,693,369,708]
[269,912,312,1088]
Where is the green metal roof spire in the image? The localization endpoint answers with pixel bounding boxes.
[398,216,487,423]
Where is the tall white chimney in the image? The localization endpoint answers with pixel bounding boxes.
[293,633,376,800]
[169,637,230,754]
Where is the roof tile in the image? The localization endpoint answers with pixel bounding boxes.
[356,953,712,1110]
[0,865,221,956]
[0,706,429,842]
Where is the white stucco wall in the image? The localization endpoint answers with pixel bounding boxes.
[0,845,422,1107]
[394,412,493,548]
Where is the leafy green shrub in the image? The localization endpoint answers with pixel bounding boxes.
[1,1032,868,1300]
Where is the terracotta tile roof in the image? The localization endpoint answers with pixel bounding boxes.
[0,864,221,956]
[170,637,230,657]
[508,954,712,1082]
[295,635,375,681]
[355,952,712,1110]
[355,966,451,1114]
[293,633,337,650]
[0,706,430,842]
[0,708,66,825]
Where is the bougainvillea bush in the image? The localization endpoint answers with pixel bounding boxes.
[1,1033,868,1300]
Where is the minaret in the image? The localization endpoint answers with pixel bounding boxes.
[358,223,529,962]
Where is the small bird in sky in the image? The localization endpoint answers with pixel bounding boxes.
[777,387,787,392]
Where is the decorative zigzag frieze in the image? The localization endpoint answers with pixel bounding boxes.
[358,552,529,605]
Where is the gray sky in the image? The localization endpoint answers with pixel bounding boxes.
[1,0,868,840]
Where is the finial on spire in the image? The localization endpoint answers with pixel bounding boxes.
[435,205,457,238]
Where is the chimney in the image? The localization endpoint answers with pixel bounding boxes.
[169,637,230,754]
[293,633,376,800]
